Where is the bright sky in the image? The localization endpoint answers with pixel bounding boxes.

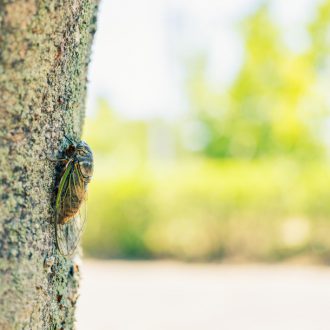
[86,0,321,120]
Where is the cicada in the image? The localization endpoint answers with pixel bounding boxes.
[50,136,93,256]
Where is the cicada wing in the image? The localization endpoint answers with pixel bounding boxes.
[55,160,87,256]
[55,206,87,257]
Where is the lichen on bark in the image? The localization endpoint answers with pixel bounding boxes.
[0,1,98,329]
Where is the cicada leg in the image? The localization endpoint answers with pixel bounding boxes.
[64,135,76,145]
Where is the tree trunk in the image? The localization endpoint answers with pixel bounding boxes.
[0,1,98,328]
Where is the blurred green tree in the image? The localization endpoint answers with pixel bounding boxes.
[186,4,327,160]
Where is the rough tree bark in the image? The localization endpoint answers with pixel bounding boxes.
[0,1,98,329]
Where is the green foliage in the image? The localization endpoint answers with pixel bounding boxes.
[82,1,330,262]
[83,168,154,258]
[83,159,330,262]
[186,4,328,160]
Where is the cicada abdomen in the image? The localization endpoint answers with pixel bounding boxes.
[53,138,93,256]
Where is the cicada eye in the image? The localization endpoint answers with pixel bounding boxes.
[66,144,76,157]
[77,149,85,156]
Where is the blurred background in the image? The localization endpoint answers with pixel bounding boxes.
[77,0,330,329]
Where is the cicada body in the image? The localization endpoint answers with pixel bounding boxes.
[53,138,93,256]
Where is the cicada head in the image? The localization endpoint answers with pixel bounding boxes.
[75,140,94,179]
[63,135,77,157]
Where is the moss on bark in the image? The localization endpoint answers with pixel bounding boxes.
[0,1,98,328]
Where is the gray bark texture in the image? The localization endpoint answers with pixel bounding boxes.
[0,1,98,329]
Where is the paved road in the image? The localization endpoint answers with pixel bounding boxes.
[76,261,330,330]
